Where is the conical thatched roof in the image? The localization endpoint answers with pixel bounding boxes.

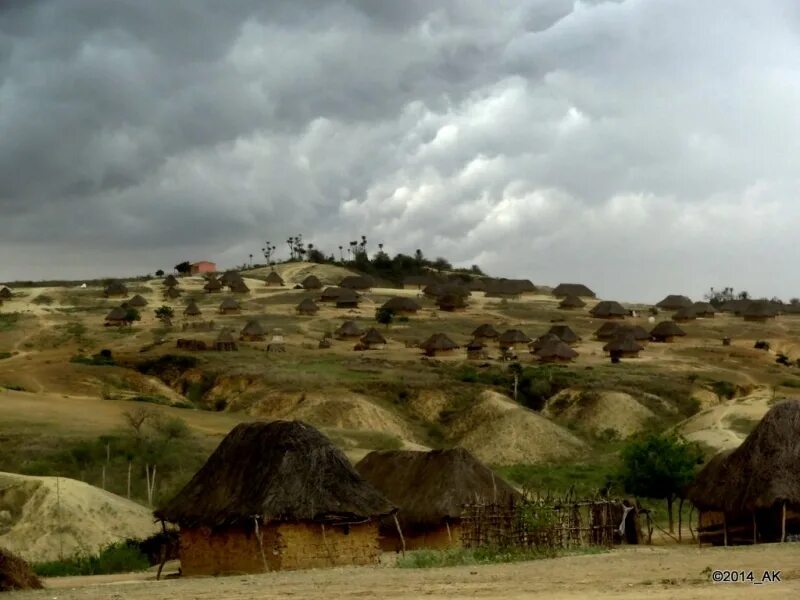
[382,297,421,313]
[215,329,236,344]
[319,287,345,302]
[105,306,127,321]
[552,283,595,298]
[219,271,242,286]
[219,297,240,311]
[692,301,716,316]
[672,306,697,321]
[241,320,266,337]
[156,421,394,527]
[594,321,621,340]
[436,293,466,310]
[687,400,800,514]
[559,295,586,309]
[204,278,223,292]
[355,448,517,529]
[340,275,373,290]
[104,281,128,296]
[296,298,319,314]
[547,325,581,345]
[335,289,360,306]
[425,283,469,299]
[535,339,579,361]
[618,325,650,341]
[743,301,777,319]
[0,287,13,299]
[472,324,499,339]
[603,334,644,354]
[184,300,201,316]
[164,287,181,299]
[420,333,459,352]
[650,320,686,339]
[484,280,521,297]
[302,275,322,290]
[361,328,386,345]
[589,300,627,318]
[127,294,148,308]
[531,333,561,351]
[656,295,693,310]
[229,280,250,293]
[0,547,43,592]
[163,274,178,287]
[265,271,284,285]
[335,320,363,337]
[498,329,531,345]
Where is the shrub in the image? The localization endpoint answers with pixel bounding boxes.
[32,542,149,577]
[32,295,54,305]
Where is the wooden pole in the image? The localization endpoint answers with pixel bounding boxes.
[156,519,168,581]
[688,506,696,542]
[320,523,335,566]
[127,461,132,499]
[56,476,64,561]
[254,517,269,573]
[445,519,452,545]
[101,465,106,491]
[782,502,787,542]
[723,513,728,547]
[393,514,406,556]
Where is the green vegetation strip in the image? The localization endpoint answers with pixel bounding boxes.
[32,542,149,577]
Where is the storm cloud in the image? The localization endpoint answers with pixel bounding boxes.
[1,0,799,301]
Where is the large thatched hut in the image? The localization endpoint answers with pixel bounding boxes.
[219,298,241,315]
[335,289,360,309]
[381,297,421,315]
[558,295,586,310]
[219,271,242,287]
[534,339,579,363]
[483,280,521,299]
[104,281,128,298]
[594,321,621,341]
[743,301,777,322]
[692,301,717,318]
[319,287,345,303]
[163,274,179,288]
[498,329,531,350]
[360,328,386,350]
[436,293,467,312]
[184,299,202,317]
[265,271,284,287]
[104,306,127,326]
[240,320,266,342]
[546,325,581,346]
[164,286,182,300]
[603,334,643,359]
[471,324,499,343]
[672,306,697,323]
[0,287,12,300]
[155,421,394,575]
[296,298,319,316]
[650,320,686,343]
[466,339,488,360]
[340,275,373,291]
[214,329,238,351]
[420,333,459,357]
[355,448,517,551]
[229,280,250,294]
[204,278,223,293]
[301,275,322,290]
[0,547,42,592]
[552,283,595,298]
[589,300,627,319]
[687,400,800,545]
[127,294,148,308]
[335,320,362,340]
[656,295,693,311]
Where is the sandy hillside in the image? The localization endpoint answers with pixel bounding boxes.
[453,391,587,465]
[0,472,159,563]
[543,389,657,438]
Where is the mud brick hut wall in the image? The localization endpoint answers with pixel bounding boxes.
[379,520,461,552]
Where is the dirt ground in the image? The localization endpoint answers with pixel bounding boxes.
[8,544,800,599]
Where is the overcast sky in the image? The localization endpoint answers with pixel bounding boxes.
[1,0,799,301]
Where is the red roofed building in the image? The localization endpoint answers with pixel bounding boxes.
[190,261,216,275]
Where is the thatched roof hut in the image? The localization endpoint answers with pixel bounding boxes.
[650,320,686,342]
[466,339,488,360]
[335,320,362,339]
[420,333,459,357]
[340,275,373,290]
[546,325,581,346]
[105,306,127,325]
[498,329,530,348]
[558,295,586,309]
[686,400,800,544]
[355,448,517,549]
[552,283,595,298]
[204,278,223,293]
[229,280,250,294]
[335,289,360,308]
[164,286,182,299]
[214,329,238,351]
[589,300,627,319]
[672,306,697,323]
[296,298,319,315]
[0,547,43,592]
[692,301,716,318]
[265,271,284,286]
[484,280,521,298]
[127,294,148,308]
[603,334,643,358]
[381,297,421,314]
[155,421,393,574]
[163,274,178,287]
[184,299,202,317]
[240,320,266,341]
[594,321,621,341]
[0,287,12,300]
[436,293,467,312]
[319,287,345,302]
[219,271,242,287]
[530,333,561,352]
[219,298,241,314]
[301,275,322,290]
[656,295,693,310]
[472,324,499,340]
[743,301,777,322]
[719,299,750,315]
[618,325,650,341]
[104,281,128,297]
[360,328,386,349]
[535,339,579,363]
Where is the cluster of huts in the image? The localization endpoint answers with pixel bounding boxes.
[155,420,516,575]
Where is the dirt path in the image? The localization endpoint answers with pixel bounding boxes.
[11,544,800,599]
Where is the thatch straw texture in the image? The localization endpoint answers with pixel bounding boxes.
[0,547,43,592]
[655,295,693,310]
[156,421,394,527]
[552,283,595,298]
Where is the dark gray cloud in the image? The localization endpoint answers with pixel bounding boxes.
[1,0,798,301]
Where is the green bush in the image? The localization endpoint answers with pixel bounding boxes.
[33,542,149,577]
[32,294,54,305]
[0,352,12,360]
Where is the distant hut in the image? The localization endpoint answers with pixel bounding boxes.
[360,328,386,350]
[546,325,581,346]
[229,280,250,294]
[466,339,488,360]
[471,324,499,343]
[219,271,242,287]
[164,287,182,299]
[498,329,531,350]
[552,283,596,298]
[672,306,697,323]
[214,329,238,351]
[618,325,651,343]
[0,287,12,300]
[265,271,284,287]
[656,295,693,311]
[340,275,373,291]
[530,333,561,352]
[203,278,223,293]
[692,302,717,318]
[420,333,459,357]
[319,287,345,303]
[589,301,627,319]
[650,321,686,343]
[335,289,360,309]
[603,334,644,359]
[301,275,323,290]
[743,301,777,322]
[184,300,202,317]
[509,279,537,295]
[218,298,241,315]
[335,320,363,340]
[535,339,579,363]
[296,298,319,316]
[155,421,394,575]
[686,400,800,545]
[163,274,179,288]
[422,283,445,299]
[356,448,518,551]
[0,547,43,592]
[719,299,750,315]
[403,275,439,290]
[240,320,266,342]
[595,321,622,341]
[558,295,586,310]
[127,294,148,308]
[104,281,128,298]
[104,306,127,326]
[381,297,421,315]
[436,293,467,312]
[484,280,520,299]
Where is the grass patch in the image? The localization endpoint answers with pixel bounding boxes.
[0,313,21,331]
[781,379,800,389]
[1,384,26,392]
[727,416,759,435]
[396,545,605,569]
[32,542,149,577]
[499,461,618,497]
[0,352,12,360]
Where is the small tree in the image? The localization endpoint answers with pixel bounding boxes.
[154,305,174,326]
[155,269,164,277]
[174,261,191,275]
[619,433,702,533]
[375,306,394,327]
[123,307,141,327]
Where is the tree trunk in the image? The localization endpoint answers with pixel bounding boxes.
[678,498,684,541]
[667,495,674,533]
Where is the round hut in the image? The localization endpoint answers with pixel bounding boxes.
[534,339,579,363]
[0,547,42,592]
[558,295,587,310]
[296,298,319,316]
[471,324,499,343]
[214,329,238,351]
[335,320,363,340]
[498,329,531,350]
[603,334,644,359]
[594,321,622,341]
[229,280,250,294]
[0,287,13,300]
[655,295,693,311]
[163,274,179,288]
[552,283,596,298]
[335,289,360,309]
[219,298,241,315]
[184,299,202,318]
[692,301,717,318]
[265,271,284,287]
[301,275,322,290]
[672,306,697,323]
[359,328,386,350]
[589,300,627,319]
[155,421,394,575]
[420,333,459,357]
[103,281,128,298]
[240,320,266,342]
[164,286,182,300]
[466,339,488,360]
[743,301,777,322]
[530,333,561,353]
[127,294,148,308]
[546,325,581,346]
[340,275,373,291]
[204,278,223,293]
[436,293,467,312]
[355,448,518,551]
[381,297,421,316]
[104,306,127,326]
[650,320,686,343]
[319,287,345,303]
[219,271,242,287]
